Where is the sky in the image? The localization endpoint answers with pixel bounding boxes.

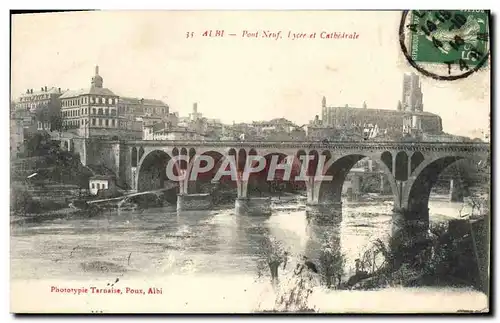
[11,10,490,138]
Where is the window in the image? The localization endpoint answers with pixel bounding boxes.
[81,108,84,115]
[92,118,96,126]
[99,97,102,104]
[91,183,95,189]
[99,119,102,126]
[111,109,116,116]
[91,97,95,104]
[105,108,109,116]
[112,119,116,127]
[98,108,103,115]
[92,108,96,115]
[105,119,109,127]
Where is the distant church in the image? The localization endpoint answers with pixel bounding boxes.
[320,73,442,135]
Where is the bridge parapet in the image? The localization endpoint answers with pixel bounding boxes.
[117,140,489,154]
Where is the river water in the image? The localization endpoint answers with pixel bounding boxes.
[10,196,488,313]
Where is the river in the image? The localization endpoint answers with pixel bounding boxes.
[10,196,488,313]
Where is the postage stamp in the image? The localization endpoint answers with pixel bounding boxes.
[399,10,490,80]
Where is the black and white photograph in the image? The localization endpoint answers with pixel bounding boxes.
[9,10,491,313]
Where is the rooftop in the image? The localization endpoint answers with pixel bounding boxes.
[20,87,63,98]
[118,97,168,106]
[90,175,116,181]
[324,105,437,117]
[59,87,117,98]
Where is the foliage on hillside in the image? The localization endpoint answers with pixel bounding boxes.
[11,132,93,215]
[12,132,92,187]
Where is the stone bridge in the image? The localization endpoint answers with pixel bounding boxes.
[74,139,490,242]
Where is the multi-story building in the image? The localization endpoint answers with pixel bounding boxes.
[143,122,203,141]
[137,115,163,127]
[117,97,169,121]
[251,118,298,137]
[59,66,124,139]
[14,86,64,133]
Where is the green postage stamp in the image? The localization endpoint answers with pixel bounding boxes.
[408,10,489,67]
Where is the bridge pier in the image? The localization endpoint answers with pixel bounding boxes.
[177,193,213,212]
[235,197,272,216]
[392,207,429,247]
[449,179,464,202]
[304,204,343,275]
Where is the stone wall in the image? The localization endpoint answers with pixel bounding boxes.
[177,193,213,211]
[72,138,121,177]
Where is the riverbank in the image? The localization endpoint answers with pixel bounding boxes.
[10,207,102,225]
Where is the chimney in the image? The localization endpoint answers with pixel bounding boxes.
[26,89,29,94]
[41,87,44,92]
[44,86,47,92]
[58,88,61,93]
[30,89,33,94]
[193,102,198,113]
[95,65,99,75]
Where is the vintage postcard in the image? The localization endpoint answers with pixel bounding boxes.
[10,10,491,314]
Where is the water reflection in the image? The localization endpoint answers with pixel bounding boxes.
[11,199,467,282]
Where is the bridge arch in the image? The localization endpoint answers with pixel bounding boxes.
[402,155,470,212]
[316,152,398,206]
[189,148,196,162]
[136,149,173,192]
[395,151,409,181]
[185,150,240,195]
[138,147,145,162]
[410,151,425,174]
[246,151,305,197]
[381,151,393,173]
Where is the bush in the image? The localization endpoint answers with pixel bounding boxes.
[318,240,345,289]
[258,236,289,287]
[10,188,40,214]
[347,218,488,291]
